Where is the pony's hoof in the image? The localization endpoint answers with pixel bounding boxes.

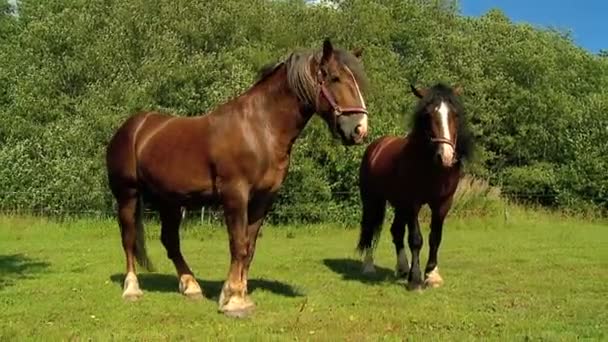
[424,267,444,289]
[395,271,408,284]
[362,263,376,275]
[407,282,423,292]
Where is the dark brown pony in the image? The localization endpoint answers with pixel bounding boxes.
[356,82,473,291]
[105,39,369,317]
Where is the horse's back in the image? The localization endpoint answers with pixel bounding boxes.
[361,136,404,176]
[359,135,406,194]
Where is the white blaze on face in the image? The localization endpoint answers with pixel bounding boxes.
[437,101,455,166]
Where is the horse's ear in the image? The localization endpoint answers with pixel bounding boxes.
[453,85,464,96]
[352,47,364,59]
[321,37,334,64]
[410,84,427,98]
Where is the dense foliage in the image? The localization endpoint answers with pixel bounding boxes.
[1,0,607,221]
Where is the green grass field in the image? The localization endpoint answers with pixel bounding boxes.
[1,210,606,341]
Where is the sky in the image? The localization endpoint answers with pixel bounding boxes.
[7,0,606,54]
[459,0,607,53]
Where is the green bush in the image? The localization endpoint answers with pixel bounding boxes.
[1,0,607,221]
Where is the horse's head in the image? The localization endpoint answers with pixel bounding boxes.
[410,83,465,168]
[311,38,369,145]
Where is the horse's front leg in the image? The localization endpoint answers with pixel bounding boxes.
[218,184,254,318]
[425,199,453,289]
[406,205,423,291]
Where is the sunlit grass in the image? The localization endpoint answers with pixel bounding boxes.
[0,211,606,340]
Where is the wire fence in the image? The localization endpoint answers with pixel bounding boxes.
[1,189,606,223]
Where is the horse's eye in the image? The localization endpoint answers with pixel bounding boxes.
[331,76,340,83]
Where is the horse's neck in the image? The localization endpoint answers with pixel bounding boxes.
[247,67,314,155]
[406,130,433,160]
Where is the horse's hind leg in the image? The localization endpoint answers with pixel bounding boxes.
[390,209,409,282]
[117,193,143,301]
[159,205,203,299]
[358,194,386,274]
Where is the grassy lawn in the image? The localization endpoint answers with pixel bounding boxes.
[0,210,606,341]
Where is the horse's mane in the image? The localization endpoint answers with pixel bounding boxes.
[411,83,474,162]
[255,47,368,108]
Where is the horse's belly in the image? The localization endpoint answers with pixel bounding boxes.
[137,146,213,201]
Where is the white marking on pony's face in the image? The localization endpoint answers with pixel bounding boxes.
[437,101,450,141]
[435,101,455,167]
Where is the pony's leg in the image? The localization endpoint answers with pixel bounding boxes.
[406,205,423,291]
[359,196,386,274]
[243,194,274,286]
[218,185,254,318]
[159,205,203,299]
[425,199,453,288]
[390,209,409,282]
[117,193,143,301]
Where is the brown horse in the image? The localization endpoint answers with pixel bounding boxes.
[356,82,473,291]
[105,39,369,317]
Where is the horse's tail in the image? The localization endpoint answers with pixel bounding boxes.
[356,202,386,254]
[134,195,155,272]
[356,188,386,254]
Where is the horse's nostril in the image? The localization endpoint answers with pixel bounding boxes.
[355,125,362,135]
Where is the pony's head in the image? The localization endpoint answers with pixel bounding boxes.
[410,82,472,168]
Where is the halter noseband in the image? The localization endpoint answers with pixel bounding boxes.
[430,137,455,149]
[317,70,368,117]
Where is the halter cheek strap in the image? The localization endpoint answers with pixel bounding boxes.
[316,70,368,116]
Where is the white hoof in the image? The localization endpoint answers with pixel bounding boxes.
[362,262,376,274]
[122,272,143,301]
[179,274,203,299]
[424,267,444,288]
[218,281,255,318]
[362,250,376,274]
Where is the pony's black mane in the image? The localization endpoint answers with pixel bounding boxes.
[411,83,474,162]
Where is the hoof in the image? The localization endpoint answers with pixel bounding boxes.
[362,262,376,275]
[122,289,143,301]
[122,272,143,301]
[395,270,408,284]
[179,275,204,300]
[407,281,423,292]
[424,267,444,289]
[219,296,255,318]
[222,305,255,318]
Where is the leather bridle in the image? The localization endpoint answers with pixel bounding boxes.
[316,69,368,117]
[430,137,455,149]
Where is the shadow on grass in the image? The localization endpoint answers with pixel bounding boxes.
[0,254,50,290]
[322,258,394,284]
[110,273,304,301]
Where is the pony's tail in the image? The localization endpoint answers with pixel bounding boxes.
[356,195,386,254]
[134,196,155,272]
